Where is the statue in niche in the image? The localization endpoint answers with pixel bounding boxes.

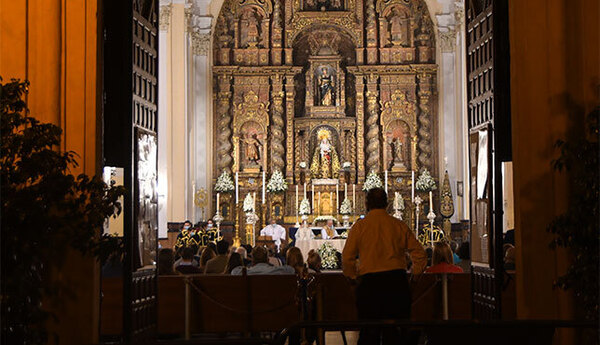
[316,66,335,106]
[304,0,341,12]
[241,8,261,47]
[242,132,261,166]
[385,121,409,170]
[388,7,408,46]
[310,128,341,179]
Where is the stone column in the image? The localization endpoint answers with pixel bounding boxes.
[216,74,233,174]
[365,74,380,173]
[157,3,171,237]
[355,73,366,180]
[271,74,285,172]
[417,72,433,170]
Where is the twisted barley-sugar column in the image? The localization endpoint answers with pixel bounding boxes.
[365,90,380,173]
[417,74,433,170]
[271,91,286,172]
[217,75,233,174]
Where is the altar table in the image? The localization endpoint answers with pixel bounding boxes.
[295,239,347,259]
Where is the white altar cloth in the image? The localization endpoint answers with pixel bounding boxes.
[295,239,347,260]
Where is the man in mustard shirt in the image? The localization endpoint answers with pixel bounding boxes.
[342,188,426,345]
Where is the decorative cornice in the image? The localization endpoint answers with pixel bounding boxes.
[159,4,172,31]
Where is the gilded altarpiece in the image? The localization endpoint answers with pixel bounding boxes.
[213,0,438,239]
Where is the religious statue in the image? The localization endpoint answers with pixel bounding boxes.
[393,137,405,166]
[388,7,406,46]
[310,128,341,179]
[242,9,260,47]
[317,67,335,106]
[242,133,261,166]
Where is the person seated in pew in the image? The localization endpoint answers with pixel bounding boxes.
[175,247,203,274]
[198,246,216,272]
[231,246,295,275]
[268,247,283,266]
[235,246,252,266]
[286,247,306,275]
[320,219,339,240]
[158,248,176,276]
[425,241,464,273]
[295,220,315,241]
[224,252,244,274]
[306,249,322,273]
[204,240,230,274]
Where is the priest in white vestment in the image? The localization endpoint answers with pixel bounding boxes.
[295,221,315,241]
[260,219,287,251]
[321,219,339,239]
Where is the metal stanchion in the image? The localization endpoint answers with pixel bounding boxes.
[185,277,191,340]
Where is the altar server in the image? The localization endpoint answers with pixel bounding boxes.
[260,219,287,252]
[320,219,339,239]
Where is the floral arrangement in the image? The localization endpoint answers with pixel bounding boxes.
[363,171,383,191]
[339,231,349,239]
[318,242,340,269]
[393,192,405,210]
[299,198,311,215]
[266,170,288,193]
[340,198,352,215]
[214,171,235,193]
[342,161,351,169]
[299,161,307,169]
[415,169,437,192]
[243,193,255,213]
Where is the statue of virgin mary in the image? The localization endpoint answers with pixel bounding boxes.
[310,128,341,179]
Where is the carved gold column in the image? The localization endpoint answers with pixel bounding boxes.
[271,0,283,65]
[355,73,366,180]
[417,72,433,170]
[365,74,380,173]
[365,0,378,64]
[284,74,295,182]
[271,74,285,173]
[217,74,233,174]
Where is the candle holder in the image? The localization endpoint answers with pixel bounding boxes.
[414,196,422,238]
[427,208,436,247]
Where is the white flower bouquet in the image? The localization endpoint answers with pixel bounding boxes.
[363,171,383,191]
[415,169,437,192]
[214,171,235,193]
[340,198,352,215]
[266,170,288,193]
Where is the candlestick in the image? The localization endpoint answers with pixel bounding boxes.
[385,170,388,194]
[411,170,415,203]
[429,190,433,211]
[262,171,266,204]
[295,185,300,226]
[253,192,256,213]
[216,193,220,213]
[344,183,348,199]
[304,182,307,199]
[352,184,356,210]
[318,191,321,216]
[336,184,339,212]
[312,184,315,212]
[235,172,239,204]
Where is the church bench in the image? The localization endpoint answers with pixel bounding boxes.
[101,272,473,338]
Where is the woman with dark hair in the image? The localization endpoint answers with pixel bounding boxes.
[425,241,464,273]
[286,247,305,275]
[158,248,176,275]
[198,246,216,272]
[307,249,322,273]
[224,252,244,274]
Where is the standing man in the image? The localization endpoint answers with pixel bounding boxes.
[342,188,426,345]
[260,219,287,252]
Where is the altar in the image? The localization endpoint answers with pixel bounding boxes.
[295,239,347,262]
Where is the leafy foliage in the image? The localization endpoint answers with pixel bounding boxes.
[547,108,599,321]
[1,79,126,344]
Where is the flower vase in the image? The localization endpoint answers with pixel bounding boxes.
[342,214,350,228]
[301,214,309,222]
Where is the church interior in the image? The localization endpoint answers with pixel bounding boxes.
[0,0,598,344]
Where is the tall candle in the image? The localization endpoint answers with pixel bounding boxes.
[235,172,239,204]
[336,184,339,211]
[411,170,415,203]
[429,190,433,210]
[344,183,348,199]
[295,185,299,212]
[216,193,220,213]
[262,171,266,204]
[318,191,321,215]
[384,170,388,194]
[352,184,356,210]
[253,192,256,212]
[312,184,315,212]
[330,192,334,213]
[304,182,307,199]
